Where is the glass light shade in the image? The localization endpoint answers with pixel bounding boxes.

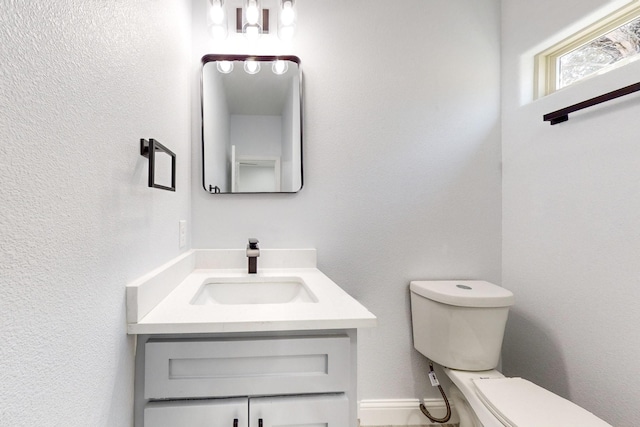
[278,24,295,41]
[272,60,288,75]
[210,1,225,25]
[245,0,260,25]
[216,61,234,73]
[244,59,261,74]
[280,1,295,26]
[209,24,228,40]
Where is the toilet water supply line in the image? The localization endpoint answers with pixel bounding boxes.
[420,361,452,424]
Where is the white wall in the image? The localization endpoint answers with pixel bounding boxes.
[230,115,282,158]
[192,0,502,401]
[501,1,640,425]
[0,1,192,426]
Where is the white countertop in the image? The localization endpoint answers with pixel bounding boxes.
[126,250,377,335]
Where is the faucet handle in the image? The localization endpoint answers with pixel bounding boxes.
[248,238,259,249]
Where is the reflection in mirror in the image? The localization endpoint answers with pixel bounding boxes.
[201,54,303,194]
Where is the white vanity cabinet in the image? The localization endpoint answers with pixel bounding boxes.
[144,394,347,427]
[134,332,357,427]
[127,250,377,427]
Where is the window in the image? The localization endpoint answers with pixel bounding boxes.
[535,2,640,98]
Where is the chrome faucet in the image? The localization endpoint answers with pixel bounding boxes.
[246,238,260,274]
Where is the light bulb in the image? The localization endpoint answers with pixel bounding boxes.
[209,24,228,40]
[246,0,259,25]
[272,60,288,75]
[244,24,261,41]
[278,24,295,41]
[280,1,295,26]
[217,61,234,73]
[210,1,225,25]
[244,60,261,74]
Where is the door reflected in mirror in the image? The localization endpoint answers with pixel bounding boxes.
[201,54,303,194]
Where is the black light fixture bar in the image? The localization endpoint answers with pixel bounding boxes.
[544,81,640,125]
[235,8,269,33]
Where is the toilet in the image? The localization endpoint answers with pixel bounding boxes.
[409,280,612,427]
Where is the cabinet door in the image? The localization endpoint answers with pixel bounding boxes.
[144,397,248,427]
[249,394,349,427]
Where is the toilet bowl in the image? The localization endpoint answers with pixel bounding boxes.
[410,280,612,427]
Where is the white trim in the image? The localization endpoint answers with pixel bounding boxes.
[358,398,459,426]
[534,0,640,98]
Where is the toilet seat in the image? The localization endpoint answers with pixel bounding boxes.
[473,377,612,427]
[443,368,613,427]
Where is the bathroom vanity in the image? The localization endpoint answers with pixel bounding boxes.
[127,249,376,427]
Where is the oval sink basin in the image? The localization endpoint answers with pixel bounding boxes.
[190,276,318,305]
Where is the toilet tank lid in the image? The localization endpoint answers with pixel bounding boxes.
[410,280,514,308]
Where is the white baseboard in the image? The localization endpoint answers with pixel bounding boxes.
[358,398,458,426]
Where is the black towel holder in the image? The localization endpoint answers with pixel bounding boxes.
[543,81,640,125]
[140,138,176,192]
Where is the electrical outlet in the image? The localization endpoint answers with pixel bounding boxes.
[179,220,187,248]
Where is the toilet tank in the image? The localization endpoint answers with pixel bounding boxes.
[410,280,514,371]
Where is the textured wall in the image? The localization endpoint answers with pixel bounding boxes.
[191,0,502,400]
[0,1,191,425]
[501,1,640,425]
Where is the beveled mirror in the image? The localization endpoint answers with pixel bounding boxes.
[201,54,303,194]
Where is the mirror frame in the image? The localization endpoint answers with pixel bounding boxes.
[200,54,304,194]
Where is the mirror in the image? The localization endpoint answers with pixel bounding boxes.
[201,54,303,194]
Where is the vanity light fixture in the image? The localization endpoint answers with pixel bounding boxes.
[209,0,228,40]
[243,22,262,41]
[216,60,234,73]
[272,59,288,75]
[278,0,296,40]
[209,24,228,40]
[245,0,260,25]
[237,6,269,40]
[210,0,226,24]
[280,0,295,26]
[244,59,261,74]
[207,0,295,41]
